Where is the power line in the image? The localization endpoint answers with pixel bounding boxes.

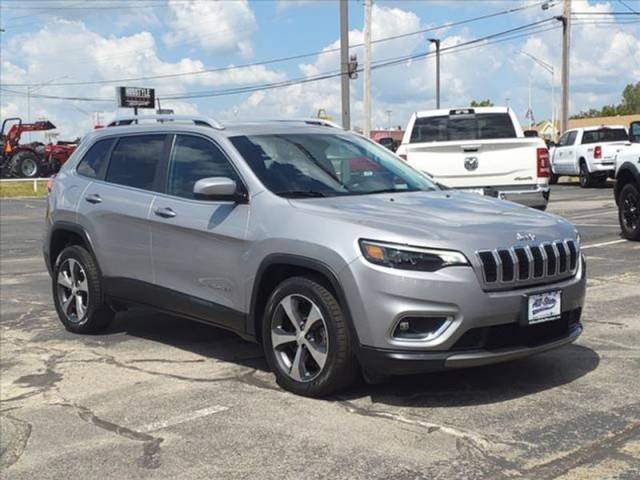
[1,0,550,87]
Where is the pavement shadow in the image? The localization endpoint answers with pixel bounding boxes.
[338,344,600,408]
[103,308,268,372]
[557,179,614,189]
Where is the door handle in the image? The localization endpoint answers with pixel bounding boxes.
[154,207,176,218]
[85,194,102,204]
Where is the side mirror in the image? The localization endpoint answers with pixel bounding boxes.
[629,121,640,143]
[193,177,247,203]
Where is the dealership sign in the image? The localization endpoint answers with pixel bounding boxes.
[116,87,156,109]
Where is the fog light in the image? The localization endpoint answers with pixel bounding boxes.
[392,316,451,341]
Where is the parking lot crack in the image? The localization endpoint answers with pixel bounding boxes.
[0,414,32,469]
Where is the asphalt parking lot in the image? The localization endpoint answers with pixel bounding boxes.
[1,182,639,480]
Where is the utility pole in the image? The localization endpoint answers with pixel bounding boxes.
[340,0,350,130]
[560,0,571,134]
[429,39,441,109]
[363,0,372,137]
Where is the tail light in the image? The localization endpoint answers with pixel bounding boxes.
[594,145,602,159]
[537,147,550,178]
[47,175,56,193]
[399,154,407,161]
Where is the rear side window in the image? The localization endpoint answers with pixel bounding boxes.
[167,135,241,199]
[410,113,516,143]
[581,128,628,144]
[76,139,113,179]
[105,135,166,191]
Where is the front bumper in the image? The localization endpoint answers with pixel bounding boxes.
[340,252,586,374]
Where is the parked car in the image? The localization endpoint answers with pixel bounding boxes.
[550,125,629,187]
[44,114,585,397]
[396,107,551,210]
[614,121,640,240]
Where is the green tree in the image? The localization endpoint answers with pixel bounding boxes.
[470,99,494,107]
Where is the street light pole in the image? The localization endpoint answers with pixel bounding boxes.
[363,0,372,137]
[560,0,571,134]
[519,50,555,138]
[428,38,441,109]
[340,0,351,130]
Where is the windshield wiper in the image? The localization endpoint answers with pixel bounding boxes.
[275,190,328,198]
[364,187,422,195]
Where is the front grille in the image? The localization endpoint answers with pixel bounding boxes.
[477,239,579,290]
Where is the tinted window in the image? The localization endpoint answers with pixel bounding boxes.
[105,135,165,190]
[410,113,516,143]
[167,135,240,199]
[557,132,570,147]
[76,139,113,179]
[581,128,628,144]
[566,131,578,145]
[231,133,437,198]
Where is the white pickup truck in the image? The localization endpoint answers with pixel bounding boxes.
[396,107,551,210]
[550,125,629,188]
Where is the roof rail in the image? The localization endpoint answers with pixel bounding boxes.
[107,114,224,130]
[265,118,344,130]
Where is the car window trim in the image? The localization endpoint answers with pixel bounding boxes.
[162,132,249,201]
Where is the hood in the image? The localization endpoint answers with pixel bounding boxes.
[289,190,576,253]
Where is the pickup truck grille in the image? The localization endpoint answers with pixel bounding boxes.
[477,239,578,289]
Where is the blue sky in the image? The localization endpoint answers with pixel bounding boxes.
[1,0,639,138]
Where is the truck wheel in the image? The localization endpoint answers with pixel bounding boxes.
[579,162,593,188]
[262,276,358,397]
[619,183,640,241]
[549,173,559,185]
[13,151,42,178]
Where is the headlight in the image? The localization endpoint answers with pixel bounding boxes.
[359,240,469,272]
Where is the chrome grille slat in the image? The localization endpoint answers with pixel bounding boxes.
[476,239,579,290]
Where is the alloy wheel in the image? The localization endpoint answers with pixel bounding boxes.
[271,294,328,382]
[622,190,640,232]
[57,258,89,323]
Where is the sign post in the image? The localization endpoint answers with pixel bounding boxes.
[116,87,156,115]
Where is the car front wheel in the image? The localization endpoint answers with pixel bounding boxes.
[262,276,358,397]
[619,183,640,241]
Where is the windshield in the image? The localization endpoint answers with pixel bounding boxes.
[230,133,438,198]
[581,128,628,144]
[410,113,516,142]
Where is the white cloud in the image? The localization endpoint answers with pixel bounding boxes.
[163,0,257,58]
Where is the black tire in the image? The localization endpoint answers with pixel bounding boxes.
[579,162,594,188]
[549,173,559,185]
[52,245,114,333]
[12,151,42,178]
[618,183,640,241]
[262,276,358,397]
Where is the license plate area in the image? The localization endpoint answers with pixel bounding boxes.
[525,290,562,325]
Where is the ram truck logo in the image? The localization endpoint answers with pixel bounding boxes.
[464,156,478,171]
[516,232,536,242]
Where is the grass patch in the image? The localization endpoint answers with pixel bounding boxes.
[0,180,48,198]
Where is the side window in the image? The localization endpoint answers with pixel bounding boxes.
[167,135,241,199]
[105,135,166,191]
[557,133,569,147]
[76,139,113,179]
[566,131,578,146]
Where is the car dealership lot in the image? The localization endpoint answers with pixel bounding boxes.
[1,184,639,479]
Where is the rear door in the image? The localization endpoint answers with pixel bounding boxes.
[405,111,539,188]
[76,134,169,284]
[148,133,250,328]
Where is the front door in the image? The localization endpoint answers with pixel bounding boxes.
[148,133,250,329]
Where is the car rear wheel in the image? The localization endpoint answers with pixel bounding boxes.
[262,276,358,397]
[619,183,640,241]
[53,245,114,333]
[579,162,593,188]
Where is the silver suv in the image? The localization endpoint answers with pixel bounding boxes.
[44,115,586,397]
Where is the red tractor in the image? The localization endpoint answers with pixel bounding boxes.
[1,118,78,178]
